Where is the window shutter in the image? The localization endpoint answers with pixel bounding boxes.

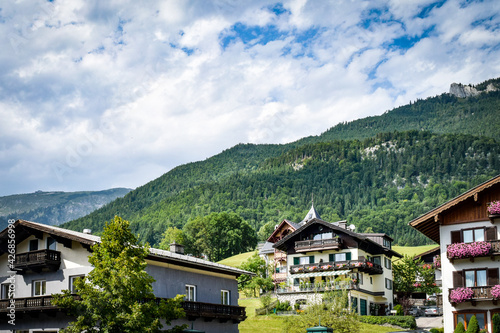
[486,227,498,241]
[453,271,464,288]
[309,256,315,264]
[451,231,462,244]
[488,268,499,286]
[346,252,351,260]
[329,254,334,262]
[293,257,299,265]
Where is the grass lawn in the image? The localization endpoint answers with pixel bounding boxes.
[393,244,439,257]
[239,297,407,333]
[218,251,254,267]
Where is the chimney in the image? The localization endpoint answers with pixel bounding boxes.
[83,229,92,234]
[170,242,184,255]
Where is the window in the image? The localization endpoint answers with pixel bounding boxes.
[29,239,38,251]
[465,269,487,287]
[372,256,381,266]
[1,284,9,299]
[453,268,498,288]
[385,278,392,290]
[383,238,391,249]
[69,275,84,293]
[294,256,314,265]
[454,311,486,331]
[47,237,56,250]
[329,252,351,262]
[221,290,230,305]
[463,228,485,243]
[370,277,373,284]
[33,280,46,296]
[185,285,196,301]
[384,257,392,270]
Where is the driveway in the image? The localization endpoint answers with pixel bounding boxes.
[416,316,443,330]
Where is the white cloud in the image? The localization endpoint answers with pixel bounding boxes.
[0,0,499,196]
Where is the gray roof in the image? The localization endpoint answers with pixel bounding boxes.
[299,203,321,225]
[258,241,275,255]
[1,220,253,277]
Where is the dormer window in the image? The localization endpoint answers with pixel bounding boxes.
[383,238,391,249]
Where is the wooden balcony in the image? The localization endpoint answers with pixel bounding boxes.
[448,286,498,305]
[295,237,341,252]
[272,272,287,282]
[446,240,500,262]
[274,251,287,261]
[13,249,61,273]
[0,295,246,323]
[290,259,383,275]
[277,281,358,294]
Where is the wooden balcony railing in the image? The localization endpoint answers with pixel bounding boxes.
[448,286,496,305]
[0,295,246,323]
[290,259,383,275]
[274,251,287,261]
[272,272,287,281]
[277,281,358,294]
[13,249,61,273]
[295,238,341,252]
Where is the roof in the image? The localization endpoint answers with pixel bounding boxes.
[273,218,402,258]
[266,219,299,243]
[413,246,440,262]
[299,203,321,225]
[258,241,275,255]
[0,220,253,278]
[409,174,500,243]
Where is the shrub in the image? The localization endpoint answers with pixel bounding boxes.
[493,313,500,333]
[394,304,403,316]
[430,329,444,333]
[454,322,466,333]
[358,316,416,329]
[467,315,479,333]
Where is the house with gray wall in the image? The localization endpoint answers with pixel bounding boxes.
[0,220,250,333]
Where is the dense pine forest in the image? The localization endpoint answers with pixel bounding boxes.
[63,78,500,249]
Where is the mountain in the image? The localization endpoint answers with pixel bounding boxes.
[0,188,131,229]
[62,78,500,247]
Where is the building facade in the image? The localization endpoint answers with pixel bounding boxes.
[410,174,500,332]
[0,220,250,333]
[271,212,401,316]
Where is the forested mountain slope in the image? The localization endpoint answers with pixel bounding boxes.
[66,131,500,247]
[63,78,500,247]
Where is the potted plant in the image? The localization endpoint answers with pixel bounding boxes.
[488,201,500,222]
[491,285,500,299]
[449,287,474,303]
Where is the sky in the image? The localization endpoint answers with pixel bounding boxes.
[1,0,500,196]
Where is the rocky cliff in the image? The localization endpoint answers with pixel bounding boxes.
[450,81,498,98]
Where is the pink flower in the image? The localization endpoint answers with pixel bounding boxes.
[447,241,491,259]
[450,287,474,303]
[488,201,500,215]
[491,285,500,299]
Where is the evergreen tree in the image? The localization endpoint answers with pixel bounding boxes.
[454,322,466,333]
[466,315,479,333]
[493,313,500,333]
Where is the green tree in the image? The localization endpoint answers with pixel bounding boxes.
[159,227,186,250]
[493,313,500,333]
[183,212,257,261]
[257,221,276,241]
[467,315,479,333]
[238,251,273,297]
[53,216,186,333]
[454,322,466,333]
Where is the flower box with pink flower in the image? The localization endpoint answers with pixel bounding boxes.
[489,201,500,223]
[449,287,474,304]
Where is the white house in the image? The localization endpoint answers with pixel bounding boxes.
[410,174,500,332]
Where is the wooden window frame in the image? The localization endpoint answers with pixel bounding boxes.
[453,310,487,331]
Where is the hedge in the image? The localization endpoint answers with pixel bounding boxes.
[358,315,417,329]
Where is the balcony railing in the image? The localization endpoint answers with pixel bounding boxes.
[272,272,287,282]
[274,251,287,261]
[446,240,500,262]
[0,295,246,323]
[448,286,496,305]
[277,281,358,294]
[13,249,61,273]
[290,259,383,275]
[295,238,341,252]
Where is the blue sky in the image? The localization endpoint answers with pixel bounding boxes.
[0,0,499,196]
